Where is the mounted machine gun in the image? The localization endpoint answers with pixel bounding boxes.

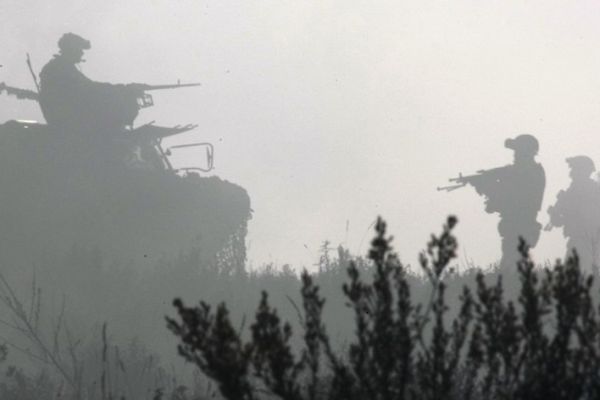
[128,122,213,172]
[129,82,201,109]
[122,82,213,173]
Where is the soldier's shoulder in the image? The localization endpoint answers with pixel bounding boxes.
[40,57,61,76]
[40,56,77,77]
[533,161,545,170]
[532,161,545,177]
[41,55,61,68]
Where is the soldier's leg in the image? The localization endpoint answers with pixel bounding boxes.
[499,233,522,272]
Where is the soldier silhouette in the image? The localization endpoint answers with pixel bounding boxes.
[39,33,144,133]
[36,33,202,170]
[440,134,546,270]
[546,156,600,271]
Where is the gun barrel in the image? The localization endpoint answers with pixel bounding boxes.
[144,83,202,91]
[437,183,466,192]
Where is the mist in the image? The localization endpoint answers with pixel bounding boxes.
[2,1,598,270]
[3,1,600,399]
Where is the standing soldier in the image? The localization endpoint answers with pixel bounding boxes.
[546,156,600,271]
[439,134,546,270]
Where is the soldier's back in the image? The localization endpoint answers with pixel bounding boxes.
[560,179,600,238]
[39,56,94,129]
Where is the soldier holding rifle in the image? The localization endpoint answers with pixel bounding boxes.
[438,134,546,270]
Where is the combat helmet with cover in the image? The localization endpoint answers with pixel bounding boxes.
[504,134,539,156]
[58,33,91,53]
[566,155,595,177]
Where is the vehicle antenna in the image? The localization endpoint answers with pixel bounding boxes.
[26,53,40,93]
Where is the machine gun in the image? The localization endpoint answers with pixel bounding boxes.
[437,165,510,192]
[129,82,201,109]
[0,82,39,101]
[124,83,212,172]
[127,121,214,173]
[438,165,512,213]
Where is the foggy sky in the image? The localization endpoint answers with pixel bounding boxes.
[3,1,600,270]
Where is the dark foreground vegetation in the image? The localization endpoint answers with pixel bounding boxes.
[168,217,600,400]
[2,217,600,399]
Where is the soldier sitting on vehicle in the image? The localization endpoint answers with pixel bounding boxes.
[39,33,144,133]
[547,156,600,271]
[35,33,204,170]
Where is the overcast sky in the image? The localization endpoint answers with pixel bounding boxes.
[3,1,600,270]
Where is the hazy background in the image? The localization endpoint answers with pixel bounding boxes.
[2,0,600,270]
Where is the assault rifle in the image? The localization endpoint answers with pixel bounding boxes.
[437,165,510,192]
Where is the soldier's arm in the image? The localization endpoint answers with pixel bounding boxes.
[464,165,510,195]
[71,65,126,93]
[467,174,499,197]
[547,191,566,227]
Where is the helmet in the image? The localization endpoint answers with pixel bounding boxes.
[58,33,91,53]
[504,134,539,155]
[566,155,595,175]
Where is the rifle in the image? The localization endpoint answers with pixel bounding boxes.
[0,82,39,101]
[437,165,510,192]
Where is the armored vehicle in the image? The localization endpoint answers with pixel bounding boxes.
[0,79,251,273]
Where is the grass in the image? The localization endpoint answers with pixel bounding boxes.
[1,216,597,399]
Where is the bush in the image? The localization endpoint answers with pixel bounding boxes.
[168,216,600,400]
